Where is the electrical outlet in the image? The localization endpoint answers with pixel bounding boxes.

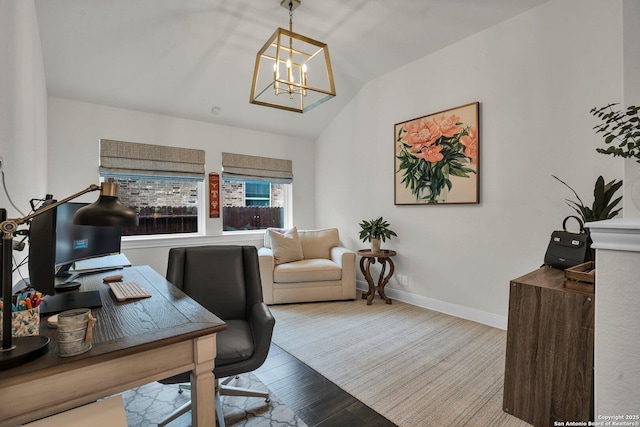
[397,274,409,286]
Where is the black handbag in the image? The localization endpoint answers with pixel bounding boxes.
[544,215,592,269]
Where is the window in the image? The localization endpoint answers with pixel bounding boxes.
[245,182,271,206]
[99,139,205,236]
[221,153,292,232]
[101,173,202,236]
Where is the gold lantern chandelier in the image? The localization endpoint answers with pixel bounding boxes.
[250,0,336,113]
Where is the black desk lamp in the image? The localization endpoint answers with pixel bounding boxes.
[0,178,137,370]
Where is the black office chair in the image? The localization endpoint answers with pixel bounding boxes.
[158,245,275,427]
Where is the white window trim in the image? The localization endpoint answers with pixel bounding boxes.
[283,183,292,229]
[121,230,264,250]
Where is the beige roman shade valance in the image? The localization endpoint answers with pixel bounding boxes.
[100,139,205,178]
[222,152,293,183]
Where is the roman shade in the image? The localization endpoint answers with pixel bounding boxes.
[222,152,293,183]
[100,139,205,178]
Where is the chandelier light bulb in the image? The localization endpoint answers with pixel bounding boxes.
[302,63,307,96]
[273,63,280,94]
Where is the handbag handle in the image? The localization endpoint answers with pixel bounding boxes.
[562,215,586,233]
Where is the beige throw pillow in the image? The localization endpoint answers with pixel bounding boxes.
[268,227,304,265]
[298,228,339,260]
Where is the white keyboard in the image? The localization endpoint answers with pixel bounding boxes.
[108,281,151,301]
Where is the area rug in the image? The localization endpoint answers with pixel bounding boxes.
[269,298,529,427]
[122,373,307,427]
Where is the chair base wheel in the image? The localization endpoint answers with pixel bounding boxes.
[158,376,271,427]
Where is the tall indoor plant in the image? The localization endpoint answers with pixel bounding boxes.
[359,217,397,253]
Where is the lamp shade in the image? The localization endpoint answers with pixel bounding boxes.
[73,195,138,227]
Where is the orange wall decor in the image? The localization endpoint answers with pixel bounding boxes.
[209,173,220,218]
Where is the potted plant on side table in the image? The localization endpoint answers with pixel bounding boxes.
[359,216,397,253]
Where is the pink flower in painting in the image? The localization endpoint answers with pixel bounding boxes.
[415,143,444,163]
[460,127,478,164]
[434,114,463,138]
[402,118,442,151]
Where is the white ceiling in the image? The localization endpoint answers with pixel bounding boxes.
[34,0,547,140]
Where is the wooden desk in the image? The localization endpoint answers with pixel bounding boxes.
[357,249,396,305]
[0,265,226,427]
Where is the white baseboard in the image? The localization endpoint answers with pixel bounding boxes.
[356,280,508,330]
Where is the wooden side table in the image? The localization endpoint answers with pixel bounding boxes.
[503,266,594,426]
[357,249,396,305]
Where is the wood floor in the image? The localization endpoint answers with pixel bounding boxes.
[254,343,397,427]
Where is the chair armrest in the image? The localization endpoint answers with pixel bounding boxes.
[249,302,275,358]
[331,246,356,299]
[258,247,274,268]
[258,247,275,304]
[330,246,355,267]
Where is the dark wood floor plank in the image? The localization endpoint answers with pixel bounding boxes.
[254,344,396,427]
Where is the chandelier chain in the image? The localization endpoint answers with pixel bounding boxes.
[289,2,293,32]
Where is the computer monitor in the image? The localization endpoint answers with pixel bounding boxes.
[27,199,122,314]
[54,202,122,279]
[27,197,57,296]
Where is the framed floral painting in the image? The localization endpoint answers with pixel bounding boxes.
[394,102,479,205]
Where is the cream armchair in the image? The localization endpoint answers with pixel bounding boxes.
[258,228,356,304]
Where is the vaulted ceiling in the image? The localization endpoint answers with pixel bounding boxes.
[35,0,547,140]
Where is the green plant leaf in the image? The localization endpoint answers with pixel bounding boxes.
[592,104,640,157]
[592,176,606,216]
[599,196,622,220]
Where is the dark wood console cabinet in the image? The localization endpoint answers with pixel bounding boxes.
[503,266,594,426]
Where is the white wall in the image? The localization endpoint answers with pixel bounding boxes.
[0,0,48,282]
[0,0,48,213]
[315,0,625,322]
[623,0,640,217]
[46,97,316,272]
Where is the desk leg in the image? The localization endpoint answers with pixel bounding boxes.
[190,334,217,427]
